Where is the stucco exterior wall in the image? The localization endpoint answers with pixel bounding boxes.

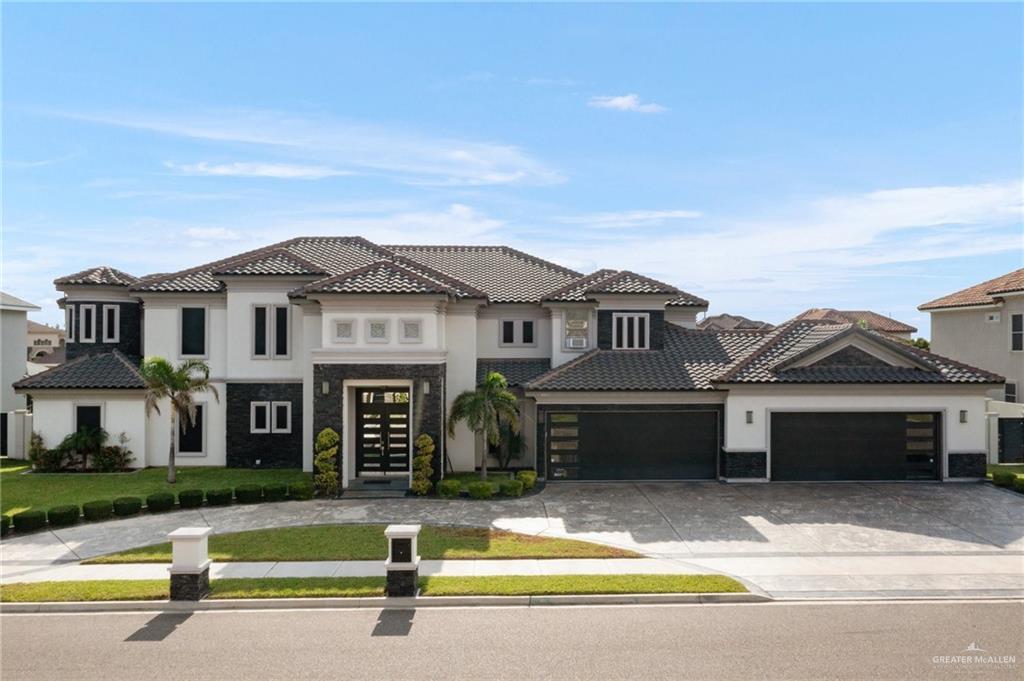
[476,305,551,359]
[141,296,229,377]
[444,304,479,471]
[145,383,228,467]
[1,309,28,412]
[225,283,306,380]
[31,394,149,467]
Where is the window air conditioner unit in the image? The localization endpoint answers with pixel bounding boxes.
[567,337,588,349]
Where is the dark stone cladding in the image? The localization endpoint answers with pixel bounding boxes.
[226,382,303,468]
[386,568,419,597]
[720,451,767,479]
[313,363,446,484]
[597,310,666,350]
[947,452,987,479]
[65,301,142,361]
[170,569,210,601]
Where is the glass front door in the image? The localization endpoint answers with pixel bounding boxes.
[355,388,411,475]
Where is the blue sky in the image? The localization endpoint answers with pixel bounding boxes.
[3,3,1022,335]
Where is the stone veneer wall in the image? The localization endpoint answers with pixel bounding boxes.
[947,452,987,479]
[719,451,767,479]
[597,310,666,350]
[226,382,303,468]
[65,301,142,360]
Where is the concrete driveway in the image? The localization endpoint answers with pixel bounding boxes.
[3,482,1023,598]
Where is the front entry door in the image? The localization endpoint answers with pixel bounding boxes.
[355,388,411,475]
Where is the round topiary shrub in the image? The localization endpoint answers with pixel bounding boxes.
[410,478,433,496]
[177,489,204,509]
[437,478,461,498]
[146,492,175,513]
[47,505,80,527]
[205,488,233,506]
[82,500,114,522]
[263,483,287,502]
[234,484,263,504]
[515,470,538,490]
[13,509,47,532]
[1,514,11,537]
[499,479,525,498]
[113,496,143,517]
[289,481,314,500]
[467,481,493,500]
[1013,477,1024,494]
[992,471,1016,487]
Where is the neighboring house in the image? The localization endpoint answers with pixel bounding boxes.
[919,268,1024,463]
[26,320,65,360]
[697,313,774,332]
[2,292,41,456]
[794,308,917,339]
[14,238,1003,484]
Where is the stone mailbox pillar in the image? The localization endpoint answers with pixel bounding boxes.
[384,524,421,597]
[168,527,213,601]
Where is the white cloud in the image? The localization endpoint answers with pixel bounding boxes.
[587,94,666,113]
[165,161,351,180]
[556,209,702,228]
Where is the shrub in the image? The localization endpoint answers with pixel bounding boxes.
[410,478,433,496]
[499,479,525,498]
[467,481,493,500]
[32,448,69,473]
[235,484,263,504]
[1013,477,1024,494]
[178,489,204,509]
[411,433,436,496]
[146,492,175,513]
[437,478,462,498]
[992,471,1017,487]
[314,428,340,496]
[82,500,114,521]
[47,505,80,527]
[289,481,314,501]
[13,510,47,532]
[263,483,287,502]
[516,470,538,490]
[1,515,10,537]
[113,496,143,517]
[91,435,134,472]
[205,488,233,506]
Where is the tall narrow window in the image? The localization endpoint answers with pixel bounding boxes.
[501,320,515,345]
[253,306,268,357]
[178,404,205,454]
[522,320,535,344]
[274,306,289,357]
[66,307,76,342]
[250,402,270,433]
[180,307,206,356]
[80,305,96,343]
[1007,382,1018,404]
[1012,314,1023,352]
[612,313,650,350]
[102,305,120,343]
[272,401,292,433]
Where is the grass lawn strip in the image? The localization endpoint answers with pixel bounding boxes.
[0,574,744,602]
[987,464,1024,479]
[85,524,640,563]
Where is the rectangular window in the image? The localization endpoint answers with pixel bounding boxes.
[66,307,76,342]
[612,313,650,350]
[75,404,102,433]
[80,304,96,343]
[179,404,205,454]
[102,305,120,343]
[272,401,292,433]
[564,309,589,350]
[253,306,268,357]
[274,306,289,357]
[1007,382,1018,404]
[334,319,355,343]
[180,307,207,357]
[400,319,422,344]
[501,320,515,344]
[522,320,534,344]
[250,402,270,433]
[1012,313,1023,352]
[499,319,537,346]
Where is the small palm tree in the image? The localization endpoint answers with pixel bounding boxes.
[448,371,520,480]
[141,357,219,484]
[58,425,108,472]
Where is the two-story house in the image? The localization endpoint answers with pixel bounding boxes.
[26,320,65,361]
[15,237,1004,484]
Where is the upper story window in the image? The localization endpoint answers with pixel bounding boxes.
[180,306,207,357]
[102,305,120,343]
[1006,382,1018,404]
[613,313,649,350]
[253,305,290,358]
[1011,313,1023,352]
[66,307,76,342]
[500,319,536,347]
[79,305,96,343]
[400,319,422,344]
[564,310,589,350]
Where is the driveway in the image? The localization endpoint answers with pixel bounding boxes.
[3,482,1023,598]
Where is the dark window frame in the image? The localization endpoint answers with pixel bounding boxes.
[178,404,205,454]
[1011,313,1023,352]
[180,306,208,357]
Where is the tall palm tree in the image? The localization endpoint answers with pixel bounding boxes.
[448,371,520,480]
[141,357,219,484]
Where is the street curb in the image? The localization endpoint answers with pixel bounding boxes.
[0,592,770,613]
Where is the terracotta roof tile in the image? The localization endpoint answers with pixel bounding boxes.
[54,266,138,287]
[476,358,552,387]
[919,268,1024,310]
[14,350,144,390]
[794,308,916,333]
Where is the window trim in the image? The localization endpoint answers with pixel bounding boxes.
[1006,382,1018,404]
[498,319,538,348]
[271,401,292,434]
[252,304,270,358]
[1010,313,1023,353]
[73,401,104,432]
[250,401,270,434]
[612,312,650,350]
[66,306,76,342]
[333,318,356,344]
[101,305,120,343]
[272,305,291,359]
[79,304,96,343]
[366,318,390,344]
[178,305,209,359]
[177,403,207,456]
[399,318,423,344]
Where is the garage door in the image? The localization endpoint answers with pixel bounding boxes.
[770,412,941,481]
[546,409,719,480]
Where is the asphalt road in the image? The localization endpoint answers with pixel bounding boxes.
[2,601,1021,680]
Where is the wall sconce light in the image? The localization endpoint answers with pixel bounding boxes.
[321,381,330,396]
[745,410,754,424]
[959,410,967,423]
[422,380,431,395]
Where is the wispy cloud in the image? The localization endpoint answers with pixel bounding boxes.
[588,94,667,113]
[165,160,352,180]
[556,209,702,228]
[3,152,81,169]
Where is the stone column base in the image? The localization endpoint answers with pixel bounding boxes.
[386,568,418,598]
[170,568,211,601]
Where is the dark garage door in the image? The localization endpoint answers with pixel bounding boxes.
[546,409,719,480]
[770,412,941,481]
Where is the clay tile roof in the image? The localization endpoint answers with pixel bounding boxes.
[13,350,145,390]
[300,261,455,295]
[794,308,916,333]
[212,249,327,277]
[583,270,679,296]
[542,269,619,302]
[665,292,710,307]
[476,358,552,387]
[54,266,138,287]
[698,314,774,331]
[919,268,1024,310]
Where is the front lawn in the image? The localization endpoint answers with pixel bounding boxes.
[987,463,1024,479]
[85,524,640,563]
[0,458,310,516]
[0,574,745,602]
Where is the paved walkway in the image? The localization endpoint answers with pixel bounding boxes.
[2,482,1023,598]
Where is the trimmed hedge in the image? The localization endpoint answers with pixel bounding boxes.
[263,483,287,502]
[992,471,1017,487]
[1,514,10,537]
[205,488,233,506]
[1013,477,1024,494]
[234,484,263,504]
[47,505,80,527]
[410,478,433,496]
[178,489,204,509]
[146,492,176,513]
[516,470,538,490]
[289,481,314,500]
[14,509,47,532]
[113,497,143,517]
[499,479,525,498]
[437,478,462,498]
[82,500,114,522]
[467,481,493,500]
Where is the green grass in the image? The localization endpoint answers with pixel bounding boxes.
[85,524,640,563]
[0,574,744,602]
[0,458,310,516]
[987,464,1024,479]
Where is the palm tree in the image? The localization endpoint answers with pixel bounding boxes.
[141,357,219,484]
[58,425,108,472]
[448,371,520,480]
